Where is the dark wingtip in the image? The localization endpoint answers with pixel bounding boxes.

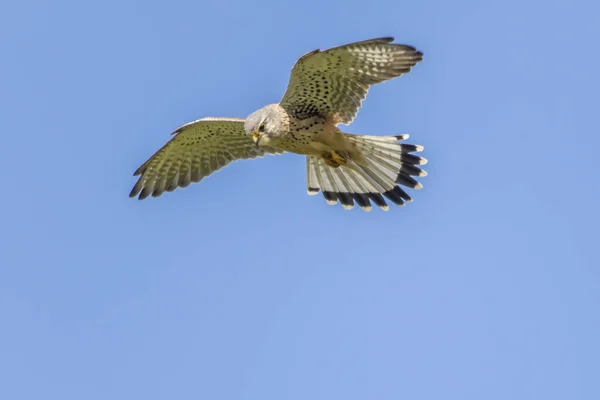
[137,187,151,200]
[166,181,178,192]
[129,181,142,198]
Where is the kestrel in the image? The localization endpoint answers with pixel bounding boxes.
[130,37,427,211]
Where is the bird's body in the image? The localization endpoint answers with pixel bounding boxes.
[130,37,427,211]
[254,106,350,158]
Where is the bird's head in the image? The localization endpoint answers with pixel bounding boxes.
[244,104,289,147]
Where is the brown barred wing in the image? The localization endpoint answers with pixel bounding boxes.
[280,37,423,125]
[130,118,282,200]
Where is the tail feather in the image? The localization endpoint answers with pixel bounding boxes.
[330,167,356,210]
[306,156,320,195]
[314,158,338,205]
[305,134,427,211]
[357,161,409,206]
[322,162,344,206]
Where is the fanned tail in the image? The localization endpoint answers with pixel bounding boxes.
[306,134,427,211]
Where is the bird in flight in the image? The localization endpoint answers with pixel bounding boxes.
[130,37,427,211]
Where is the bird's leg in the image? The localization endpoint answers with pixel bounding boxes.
[322,151,347,168]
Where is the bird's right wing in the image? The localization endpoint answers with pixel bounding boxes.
[280,37,423,125]
[130,118,282,199]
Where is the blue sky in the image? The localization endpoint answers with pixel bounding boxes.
[1,0,599,398]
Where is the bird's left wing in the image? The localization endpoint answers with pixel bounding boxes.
[280,37,423,125]
[130,118,282,199]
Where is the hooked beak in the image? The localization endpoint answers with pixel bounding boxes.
[251,132,262,147]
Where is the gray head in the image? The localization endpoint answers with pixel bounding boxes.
[244,104,289,147]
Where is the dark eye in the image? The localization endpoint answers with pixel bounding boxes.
[258,124,265,132]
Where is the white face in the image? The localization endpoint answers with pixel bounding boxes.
[244,105,284,146]
[244,115,266,146]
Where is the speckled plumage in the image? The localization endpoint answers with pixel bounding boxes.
[280,37,423,125]
[130,118,282,199]
[130,37,427,211]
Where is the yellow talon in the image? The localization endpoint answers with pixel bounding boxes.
[322,151,347,167]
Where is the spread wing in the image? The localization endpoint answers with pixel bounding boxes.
[129,118,282,200]
[279,37,423,125]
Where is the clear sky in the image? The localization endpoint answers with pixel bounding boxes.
[1,0,599,399]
